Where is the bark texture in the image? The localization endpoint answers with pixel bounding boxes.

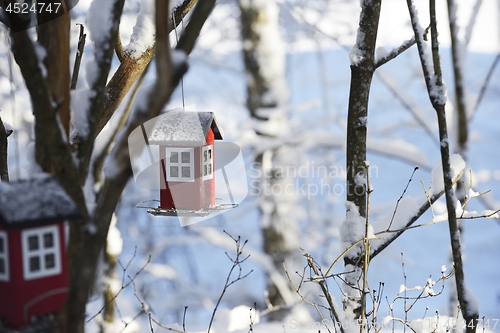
[343,0,381,319]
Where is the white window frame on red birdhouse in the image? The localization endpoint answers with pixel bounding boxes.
[0,231,9,282]
[21,225,62,280]
[166,148,195,182]
[202,145,213,181]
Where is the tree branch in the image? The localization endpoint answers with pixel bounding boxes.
[95,0,198,138]
[71,23,86,90]
[62,0,215,332]
[0,116,9,182]
[374,37,416,69]
[9,24,86,216]
[370,171,462,259]
[407,0,479,330]
[346,0,382,219]
[447,0,468,163]
[76,0,125,185]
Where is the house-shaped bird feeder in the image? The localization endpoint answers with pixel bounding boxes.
[0,175,81,329]
[136,111,238,217]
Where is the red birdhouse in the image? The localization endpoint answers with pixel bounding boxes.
[0,175,81,329]
[152,111,222,214]
[134,111,242,217]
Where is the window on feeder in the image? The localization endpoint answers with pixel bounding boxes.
[202,145,213,181]
[0,231,8,282]
[166,148,194,182]
[21,226,62,280]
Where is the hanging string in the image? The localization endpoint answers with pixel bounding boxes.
[4,30,20,181]
[172,12,185,110]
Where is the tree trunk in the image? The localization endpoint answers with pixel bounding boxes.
[343,0,381,320]
[239,0,294,316]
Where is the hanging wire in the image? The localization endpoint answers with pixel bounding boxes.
[172,12,185,110]
[3,29,20,180]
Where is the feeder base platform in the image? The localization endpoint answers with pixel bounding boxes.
[137,200,238,217]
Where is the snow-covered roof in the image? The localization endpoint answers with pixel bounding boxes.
[145,111,223,146]
[0,175,82,229]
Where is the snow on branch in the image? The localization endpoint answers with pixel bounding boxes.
[407,0,480,328]
[95,0,197,138]
[406,0,446,108]
[76,0,125,183]
[8,26,87,214]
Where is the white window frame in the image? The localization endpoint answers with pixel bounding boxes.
[21,225,62,280]
[202,145,214,181]
[166,148,195,182]
[0,231,9,282]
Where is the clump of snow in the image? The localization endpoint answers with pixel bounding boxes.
[125,0,155,59]
[349,26,366,66]
[106,215,123,257]
[431,154,466,195]
[375,46,389,63]
[87,0,116,49]
[468,187,480,198]
[70,89,95,138]
[354,172,366,187]
[339,201,365,259]
[85,60,100,87]
[423,277,436,296]
[3,121,13,134]
[145,263,177,280]
[464,287,480,315]
[211,305,260,333]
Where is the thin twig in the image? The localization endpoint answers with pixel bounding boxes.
[299,249,344,333]
[207,231,253,333]
[387,166,419,230]
[87,252,151,323]
[131,279,184,333]
[283,263,334,333]
[182,306,188,333]
[470,53,500,119]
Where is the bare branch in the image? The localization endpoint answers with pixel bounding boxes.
[374,37,416,68]
[207,233,253,333]
[371,171,462,259]
[407,0,479,329]
[471,53,500,118]
[374,71,439,147]
[0,116,9,182]
[71,23,86,90]
[299,248,344,332]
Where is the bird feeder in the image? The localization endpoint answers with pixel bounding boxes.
[134,111,238,217]
[0,175,82,329]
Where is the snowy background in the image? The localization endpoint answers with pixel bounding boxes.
[0,0,499,332]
